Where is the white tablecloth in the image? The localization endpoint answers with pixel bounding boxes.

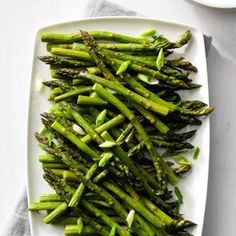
[0,0,236,235]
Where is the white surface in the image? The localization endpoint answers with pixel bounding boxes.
[0,0,236,236]
[192,0,236,8]
[27,17,209,236]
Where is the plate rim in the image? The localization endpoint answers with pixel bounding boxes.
[34,15,205,34]
[192,0,236,9]
[27,16,210,236]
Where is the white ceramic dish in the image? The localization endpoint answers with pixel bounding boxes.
[192,0,236,9]
[27,16,210,236]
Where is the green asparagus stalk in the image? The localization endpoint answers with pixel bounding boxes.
[77,95,108,106]
[63,171,80,182]
[141,197,173,225]
[38,153,62,163]
[170,30,192,49]
[46,43,73,51]
[54,86,92,102]
[109,224,117,236]
[77,217,83,234]
[69,163,98,207]
[56,216,78,225]
[93,169,109,183]
[116,122,133,143]
[166,57,198,72]
[50,169,65,178]
[38,55,94,67]
[39,193,63,202]
[29,202,63,211]
[174,165,191,175]
[43,202,68,224]
[41,31,150,43]
[64,224,98,236]
[43,79,73,91]
[149,130,196,142]
[150,139,194,149]
[42,30,190,50]
[51,48,93,61]
[86,66,102,75]
[51,169,78,183]
[95,109,107,127]
[42,163,68,169]
[72,42,166,52]
[130,101,169,134]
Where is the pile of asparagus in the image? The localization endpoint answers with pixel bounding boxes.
[29,28,213,236]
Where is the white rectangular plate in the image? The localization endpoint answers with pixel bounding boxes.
[27,16,210,236]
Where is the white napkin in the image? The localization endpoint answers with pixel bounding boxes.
[2,0,212,235]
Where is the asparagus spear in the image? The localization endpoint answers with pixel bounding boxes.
[43,80,73,91]
[43,202,68,224]
[51,48,93,62]
[64,224,99,235]
[39,55,94,67]
[54,86,92,102]
[129,101,170,134]
[148,130,196,142]
[29,202,63,211]
[77,95,108,106]
[72,42,168,52]
[69,163,98,207]
[39,193,63,202]
[41,30,191,49]
[42,163,68,169]
[38,153,62,163]
[41,31,151,43]
[166,57,198,72]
